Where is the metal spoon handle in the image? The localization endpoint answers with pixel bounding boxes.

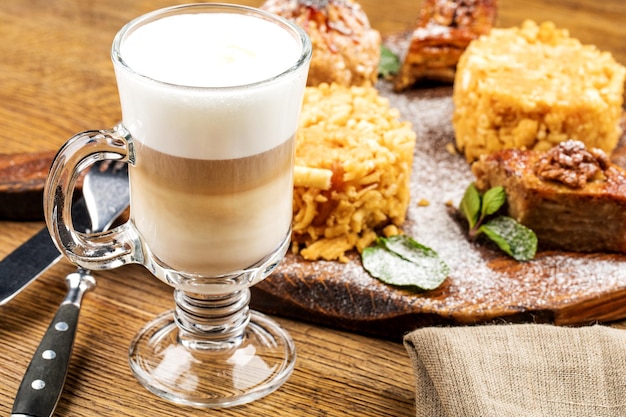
[11,270,96,417]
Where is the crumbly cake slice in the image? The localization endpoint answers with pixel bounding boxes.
[292,83,416,262]
[472,140,626,253]
[394,0,497,91]
[454,20,626,162]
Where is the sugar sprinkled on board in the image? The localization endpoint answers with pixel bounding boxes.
[264,60,626,329]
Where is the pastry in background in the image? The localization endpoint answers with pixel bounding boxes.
[472,140,626,253]
[394,0,497,91]
[454,20,626,162]
[261,0,381,86]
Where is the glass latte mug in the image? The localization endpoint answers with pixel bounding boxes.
[43,3,311,408]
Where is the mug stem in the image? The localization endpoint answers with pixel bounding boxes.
[174,289,251,350]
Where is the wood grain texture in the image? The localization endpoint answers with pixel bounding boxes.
[0,151,55,220]
[0,0,625,416]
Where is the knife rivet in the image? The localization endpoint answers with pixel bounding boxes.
[42,350,56,360]
[55,321,69,331]
[32,379,46,390]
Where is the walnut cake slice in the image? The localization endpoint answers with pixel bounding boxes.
[472,140,626,253]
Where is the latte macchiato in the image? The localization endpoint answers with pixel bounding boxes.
[44,5,311,405]
[115,12,307,275]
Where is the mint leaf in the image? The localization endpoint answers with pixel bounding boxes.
[479,216,537,261]
[362,235,448,290]
[460,182,537,261]
[460,182,481,229]
[481,186,506,217]
[380,235,441,263]
[378,44,400,78]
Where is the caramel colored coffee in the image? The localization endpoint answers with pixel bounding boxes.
[130,136,295,276]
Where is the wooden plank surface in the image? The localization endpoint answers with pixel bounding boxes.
[0,0,625,416]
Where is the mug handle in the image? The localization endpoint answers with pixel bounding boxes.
[44,124,141,271]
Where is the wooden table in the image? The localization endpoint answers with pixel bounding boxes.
[0,1,624,415]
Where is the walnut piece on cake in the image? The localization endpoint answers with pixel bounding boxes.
[453,20,626,162]
[394,0,497,91]
[261,0,381,87]
[292,83,416,262]
[472,140,626,253]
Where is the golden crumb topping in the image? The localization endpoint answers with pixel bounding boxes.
[292,83,416,261]
[457,21,625,109]
[453,20,626,162]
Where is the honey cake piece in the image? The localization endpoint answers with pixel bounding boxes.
[394,0,497,91]
[454,20,626,162]
[472,140,626,253]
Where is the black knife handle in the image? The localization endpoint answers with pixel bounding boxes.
[11,270,95,417]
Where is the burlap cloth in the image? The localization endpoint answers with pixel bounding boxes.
[403,324,626,417]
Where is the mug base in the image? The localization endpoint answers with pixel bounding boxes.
[128,309,296,408]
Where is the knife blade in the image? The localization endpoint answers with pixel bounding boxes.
[0,197,96,306]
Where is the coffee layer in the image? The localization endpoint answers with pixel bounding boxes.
[132,136,294,194]
[129,136,294,276]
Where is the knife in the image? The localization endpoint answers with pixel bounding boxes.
[0,196,95,306]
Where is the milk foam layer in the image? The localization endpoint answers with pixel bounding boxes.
[120,14,300,88]
[114,12,308,159]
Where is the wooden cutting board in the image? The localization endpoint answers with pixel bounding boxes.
[253,81,626,340]
[3,82,626,341]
